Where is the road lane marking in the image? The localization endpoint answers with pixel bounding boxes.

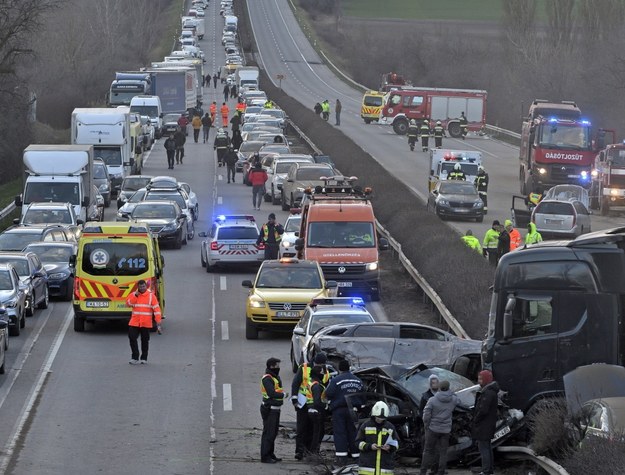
[217,196,223,205]
[223,383,232,411]
[0,305,73,472]
[218,175,223,181]
[220,276,227,290]
[221,321,229,341]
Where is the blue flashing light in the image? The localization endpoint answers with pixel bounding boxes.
[351,297,365,305]
[548,117,558,123]
[580,171,589,181]
[581,120,591,125]
[216,215,226,222]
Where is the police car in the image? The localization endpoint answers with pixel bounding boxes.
[198,215,264,272]
[290,297,374,372]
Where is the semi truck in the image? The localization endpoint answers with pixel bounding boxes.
[235,66,259,91]
[518,99,614,194]
[380,87,487,136]
[71,108,133,194]
[142,68,196,115]
[482,229,625,414]
[590,142,625,215]
[108,72,153,107]
[15,145,94,223]
[151,61,203,105]
[182,16,205,40]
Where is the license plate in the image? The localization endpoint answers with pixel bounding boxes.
[337,282,353,287]
[229,244,248,250]
[492,425,511,441]
[545,219,562,224]
[85,300,110,308]
[275,311,300,318]
[453,208,469,212]
[567,174,579,178]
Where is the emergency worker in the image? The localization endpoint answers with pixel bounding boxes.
[356,401,398,475]
[220,102,230,127]
[433,121,445,149]
[461,230,482,254]
[256,213,283,259]
[126,280,162,364]
[210,101,217,125]
[482,221,500,266]
[459,112,468,139]
[291,353,331,460]
[307,366,327,455]
[213,128,230,166]
[264,99,275,109]
[526,192,542,211]
[260,357,284,464]
[236,99,246,115]
[448,163,466,180]
[475,166,489,213]
[420,120,431,152]
[505,219,521,251]
[408,119,419,151]
[321,100,330,121]
[526,222,543,245]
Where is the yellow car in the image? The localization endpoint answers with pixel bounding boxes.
[242,258,337,340]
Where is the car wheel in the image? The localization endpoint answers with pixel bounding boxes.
[182,229,188,246]
[264,190,272,202]
[9,319,19,337]
[206,260,213,273]
[194,204,199,222]
[4,329,8,351]
[0,354,5,375]
[476,215,484,223]
[245,319,258,340]
[281,192,289,211]
[104,198,111,208]
[201,249,207,268]
[272,188,280,205]
[26,297,34,317]
[73,315,85,332]
[174,231,183,249]
[290,346,299,373]
[37,286,49,309]
[20,311,25,329]
[187,223,195,241]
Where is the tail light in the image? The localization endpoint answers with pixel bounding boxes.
[256,242,265,250]
[210,241,219,250]
[73,277,81,300]
[571,212,576,228]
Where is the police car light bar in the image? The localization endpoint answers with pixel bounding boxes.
[310,297,365,307]
[215,215,255,222]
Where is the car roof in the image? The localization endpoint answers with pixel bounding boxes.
[24,242,76,249]
[4,225,62,234]
[0,251,32,259]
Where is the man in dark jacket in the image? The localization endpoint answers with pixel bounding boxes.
[201,113,212,143]
[307,366,326,455]
[471,370,499,475]
[325,359,364,465]
[419,374,439,414]
[260,357,284,464]
[224,146,238,183]
[256,213,283,259]
[164,133,176,169]
[496,223,510,264]
[229,111,242,132]
[174,127,186,164]
[420,380,460,475]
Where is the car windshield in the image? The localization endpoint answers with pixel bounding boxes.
[130,105,158,118]
[145,193,187,209]
[296,168,333,181]
[398,367,473,401]
[439,182,477,195]
[123,177,151,192]
[0,233,41,252]
[285,218,301,233]
[256,266,322,289]
[81,242,149,276]
[23,209,72,225]
[538,123,591,150]
[441,163,478,176]
[307,222,375,248]
[128,190,147,203]
[93,164,108,179]
[24,245,72,263]
[0,270,13,290]
[24,182,80,206]
[95,147,122,167]
[163,114,180,123]
[364,95,383,107]
[217,227,258,239]
[607,148,625,166]
[132,204,177,219]
[0,257,28,276]
[263,145,289,155]
[535,202,574,215]
[310,314,373,334]
[276,162,299,174]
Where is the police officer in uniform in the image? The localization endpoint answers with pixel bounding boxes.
[433,121,445,149]
[474,165,489,213]
[420,120,431,152]
[459,112,468,140]
[213,128,230,167]
[256,213,284,260]
[407,119,419,151]
[448,163,466,180]
[260,357,284,463]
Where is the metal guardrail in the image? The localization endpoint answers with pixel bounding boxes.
[0,203,16,221]
[496,446,569,475]
[484,124,522,140]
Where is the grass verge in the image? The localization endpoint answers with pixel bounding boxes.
[0,179,22,209]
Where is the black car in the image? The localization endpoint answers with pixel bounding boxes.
[130,200,188,249]
[0,251,49,316]
[23,242,77,301]
[427,180,484,222]
[0,224,71,251]
[116,175,153,208]
[162,113,181,136]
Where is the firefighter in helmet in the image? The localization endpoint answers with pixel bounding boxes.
[420,120,431,152]
[474,165,489,213]
[448,163,466,180]
[407,119,419,152]
[433,121,445,149]
[459,112,469,140]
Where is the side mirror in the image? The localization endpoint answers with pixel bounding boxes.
[14,195,22,207]
[378,237,390,251]
[179,214,187,220]
[69,255,76,267]
[325,280,338,289]
[293,327,306,336]
[502,296,516,340]
[242,280,253,288]
[295,238,304,251]
[198,231,208,237]
[82,196,90,207]
[432,190,438,195]
[294,231,299,237]
[76,219,84,225]
[13,218,19,225]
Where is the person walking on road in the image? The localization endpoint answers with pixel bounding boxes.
[497,222,510,263]
[257,212,284,259]
[314,102,322,117]
[260,357,285,464]
[461,230,482,254]
[472,370,499,475]
[191,113,202,143]
[164,133,176,170]
[126,279,161,365]
[526,222,543,245]
[325,359,364,466]
[224,146,238,183]
[335,99,342,126]
[231,129,243,151]
[223,83,231,103]
[174,127,186,165]
[230,84,238,98]
[459,111,469,140]
[213,73,218,88]
[204,73,211,87]
[482,221,500,266]
[420,120,431,152]
[356,401,398,475]
[210,101,217,125]
[475,166,489,214]
[220,102,230,128]
[177,113,189,136]
[433,121,445,149]
[201,113,212,143]
[408,119,419,151]
[505,219,521,251]
[420,380,460,475]
[230,111,242,132]
[249,162,269,210]
[213,128,230,167]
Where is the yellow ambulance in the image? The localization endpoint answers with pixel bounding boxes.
[360,90,385,124]
[72,222,165,332]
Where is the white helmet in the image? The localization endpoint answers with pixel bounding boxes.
[410,119,416,125]
[478,166,485,172]
[454,163,461,171]
[218,128,224,133]
[436,120,442,125]
[371,401,390,418]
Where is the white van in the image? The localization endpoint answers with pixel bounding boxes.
[130,96,163,139]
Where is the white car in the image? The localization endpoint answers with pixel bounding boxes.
[290,297,375,372]
[179,182,199,222]
[269,156,314,205]
[279,214,301,258]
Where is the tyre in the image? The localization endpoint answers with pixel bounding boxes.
[26,297,34,317]
[201,249,206,267]
[281,192,289,211]
[264,191,272,202]
[73,315,85,332]
[37,286,49,309]
[20,312,25,328]
[194,204,199,222]
[448,122,462,138]
[271,187,280,205]
[290,346,299,373]
[9,320,19,337]
[205,260,213,273]
[476,215,484,223]
[187,223,194,241]
[364,118,371,124]
[452,356,471,378]
[392,119,408,135]
[0,358,5,375]
[104,197,111,208]
[65,279,74,301]
[182,229,188,246]
[174,231,183,249]
[245,319,258,340]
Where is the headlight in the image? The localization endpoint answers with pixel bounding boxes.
[281,240,292,248]
[366,262,378,271]
[249,296,265,308]
[611,189,619,196]
[538,167,547,175]
[4,297,18,308]
[49,272,69,280]
[591,169,598,177]
[112,172,123,179]
[296,187,305,192]
[163,223,177,231]
[473,201,484,208]
[438,199,449,206]
[99,184,109,192]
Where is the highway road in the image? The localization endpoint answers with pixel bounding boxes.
[247,0,625,240]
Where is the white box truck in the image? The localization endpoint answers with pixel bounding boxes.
[182,16,205,40]
[130,95,163,139]
[71,108,133,194]
[15,145,94,223]
[235,66,260,91]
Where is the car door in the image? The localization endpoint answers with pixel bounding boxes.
[391,324,455,367]
[573,201,591,234]
[28,254,46,305]
[511,195,531,228]
[292,309,311,364]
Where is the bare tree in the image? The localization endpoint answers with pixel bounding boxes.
[545,0,575,49]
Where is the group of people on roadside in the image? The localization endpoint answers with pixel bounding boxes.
[314,99,342,125]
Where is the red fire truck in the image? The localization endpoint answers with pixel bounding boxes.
[519,99,614,194]
[380,87,487,136]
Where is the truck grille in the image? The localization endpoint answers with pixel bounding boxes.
[608,175,625,187]
[268,302,308,311]
[550,166,580,183]
[321,264,366,275]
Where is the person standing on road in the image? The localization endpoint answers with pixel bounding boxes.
[482,221,500,266]
[419,375,439,414]
[164,133,176,170]
[356,401,398,475]
[260,357,285,464]
[433,121,445,149]
[306,366,327,456]
[257,212,283,259]
[335,99,342,126]
[408,119,419,151]
[213,128,230,167]
[174,127,186,165]
[526,222,543,245]
[325,359,364,466]
[461,230,482,254]
[249,163,269,210]
[231,129,243,151]
[191,113,202,143]
[213,73,218,88]
[472,370,499,475]
[321,100,330,121]
[201,113,212,143]
[177,113,189,136]
[475,166,489,214]
[224,146,238,183]
[210,101,217,125]
[230,84,238,98]
[497,222,510,263]
[459,111,469,140]
[223,83,230,103]
[314,102,322,117]
[204,72,211,87]
[230,111,242,132]
[126,279,161,365]
[420,120,431,152]
[220,102,230,127]
[505,219,521,251]
[291,353,331,460]
[419,380,460,475]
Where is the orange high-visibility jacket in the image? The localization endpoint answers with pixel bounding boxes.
[127,290,162,328]
[220,104,230,117]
